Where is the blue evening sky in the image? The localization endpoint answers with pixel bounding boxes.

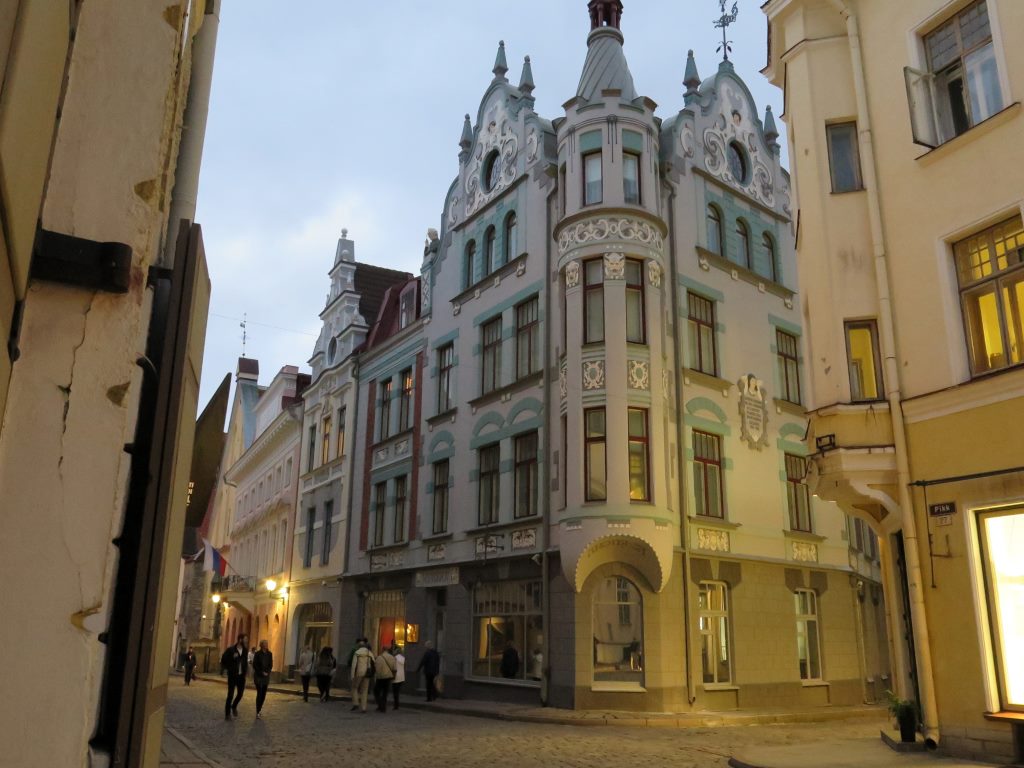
[195,0,786,410]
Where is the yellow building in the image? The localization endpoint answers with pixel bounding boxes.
[764,0,1024,761]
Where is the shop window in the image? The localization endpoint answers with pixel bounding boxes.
[693,430,724,518]
[707,205,723,256]
[795,589,823,681]
[583,151,603,205]
[978,506,1024,710]
[516,296,540,379]
[625,259,645,344]
[514,431,538,519]
[593,577,643,685]
[472,580,544,682]
[627,408,650,502]
[584,407,607,502]
[478,443,500,526]
[687,293,717,376]
[584,259,604,343]
[785,454,812,532]
[698,581,732,685]
[826,122,863,193]
[905,0,1004,148]
[481,317,502,395]
[623,151,640,204]
[432,460,449,534]
[776,329,802,404]
[954,215,1024,375]
[845,320,885,400]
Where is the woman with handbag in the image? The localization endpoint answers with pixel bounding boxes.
[315,647,336,702]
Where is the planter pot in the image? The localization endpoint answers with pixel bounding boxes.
[897,710,917,743]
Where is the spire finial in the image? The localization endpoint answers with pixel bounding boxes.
[519,55,535,95]
[341,227,348,239]
[684,49,701,100]
[764,105,780,149]
[459,114,473,153]
[715,1,739,61]
[588,1,624,31]
[493,40,508,80]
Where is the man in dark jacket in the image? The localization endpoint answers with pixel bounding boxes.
[220,634,248,720]
[252,639,273,718]
[417,641,441,701]
[184,646,197,686]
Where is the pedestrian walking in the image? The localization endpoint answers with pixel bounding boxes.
[315,647,337,702]
[349,638,374,713]
[183,646,197,686]
[417,641,441,702]
[247,646,256,666]
[220,634,248,720]
[391,645,405,710]
[373,645,397,712]
[252,639,273,718]
[297,645,315,702]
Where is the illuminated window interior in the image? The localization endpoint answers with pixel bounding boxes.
[980,508,1024,710]
[845,321,882,401]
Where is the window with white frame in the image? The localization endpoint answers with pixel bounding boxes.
[583,151,603,205]
[516,297,540,379]
[707,205,723,256]
[437,343,455,413]
[398,368,413,432]
[794,589,823,681]
[584,259,604,343]
[379,380,393,441]
[625,259,645,344]
[955,214,1024,375]
[698,581,732,685]
[623,151,640,205]
[826,122,863,193]
[845,320,885,400]
[905,0,1004,147]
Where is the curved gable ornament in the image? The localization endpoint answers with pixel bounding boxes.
[465,99,520,218]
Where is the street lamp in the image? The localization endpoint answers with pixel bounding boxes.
[265,579,277,592]
[211,594,221,604]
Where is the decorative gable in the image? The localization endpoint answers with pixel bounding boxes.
[464,96,521,219]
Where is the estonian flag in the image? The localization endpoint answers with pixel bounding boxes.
[202,539,229,576]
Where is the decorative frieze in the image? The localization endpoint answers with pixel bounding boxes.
[582,360,605,390]
[370,551,404,571]
[792,542,818,562]
[697,528,730,552]
[558,216,664,255]
[627,359,650,391]
[511,528,537,550]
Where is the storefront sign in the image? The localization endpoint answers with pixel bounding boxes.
[929,501,957,517]
[414,567,460,588]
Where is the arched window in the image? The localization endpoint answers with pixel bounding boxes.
[592,576,644,685]
[484,227,496,274]
[736,219,751,269]
[763,233,778,283]
[504,212,518,263]
[464,240,476,289]
[706,205,723,256]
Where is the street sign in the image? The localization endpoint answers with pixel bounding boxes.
[928,501,957,516]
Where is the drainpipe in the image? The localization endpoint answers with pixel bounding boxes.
[665,184,697,705]
[540,184,557,707]
[163,0,221,265]
[826,0,939,747]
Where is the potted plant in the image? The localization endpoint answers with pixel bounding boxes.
[886,689,918,743]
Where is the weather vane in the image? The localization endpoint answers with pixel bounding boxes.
[240,312,247,356]
[715,0,740,61]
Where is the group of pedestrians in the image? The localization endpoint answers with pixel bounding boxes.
[210,633,442,720]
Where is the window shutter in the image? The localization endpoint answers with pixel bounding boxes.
[904,66,939,148]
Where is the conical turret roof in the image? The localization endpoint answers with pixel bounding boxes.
[576,26,637,102]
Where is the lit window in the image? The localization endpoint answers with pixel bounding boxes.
[478,444,500,526]
[516,297,540,379]
[583,152,603,205]
[906,0,1004,147]
[481,317,502,395]
[584,408,607,502]
[785,454,812,532]
[625,259,645,344]
[584,259,605,343]
[826,122,863,193]
[954,215,1024,375]
[628,408,650,502]
[845,320,884,401]
[623,151,640,204]
[432,460,449,535]
[437,343,454,413]
[321,415,332,466]
[514,432,538,519]
[472,581,543,682]
[776,329,802,404]
[398,368,413,432]
[373,483,386,548]
[977,506,1024,710]
[593,577,643,685]
[693,430,724,518]
[794,589,823,681]
[504,212,518,263]
[698,582,731,685]
[379,379,393,440]
[394,476,407,544]
[687,293,717,376]
[707,205,723,256]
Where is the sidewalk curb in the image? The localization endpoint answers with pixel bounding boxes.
[185,673,886,730]
[164,725,225,767]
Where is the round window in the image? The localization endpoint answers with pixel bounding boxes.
[727,141,748,185]
[327,337,338,364]
[484,150,502,192]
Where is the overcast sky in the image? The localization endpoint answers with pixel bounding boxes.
[194,0,787,411]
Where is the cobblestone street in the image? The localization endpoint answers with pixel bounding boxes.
[164,680,887,768]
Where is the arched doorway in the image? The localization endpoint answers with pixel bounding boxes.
[295,602,333,656]
[592,576,644,686]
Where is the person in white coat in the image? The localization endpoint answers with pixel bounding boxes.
[390,644,406,710]
[297,645,315,702]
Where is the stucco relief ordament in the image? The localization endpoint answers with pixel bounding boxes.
[565,260,580,288]
[582,360,605,390]
[627,360,650,391]
[703,82,775,208]
[465,100,519,218]
[604,253,625,280]
[558,216,664,255]
[648,261,662,288]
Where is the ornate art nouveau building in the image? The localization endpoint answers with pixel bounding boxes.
[327,0,890,712]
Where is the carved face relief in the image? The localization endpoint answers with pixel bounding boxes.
[604,253,625,280]
[647,261,662,288]
[565,260,580,288]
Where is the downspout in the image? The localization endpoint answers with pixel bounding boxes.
[666,183,696,705]
[827,0,939,747]
[540,183,557,707]
[163,0,221,266]
[342,352,363,645]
